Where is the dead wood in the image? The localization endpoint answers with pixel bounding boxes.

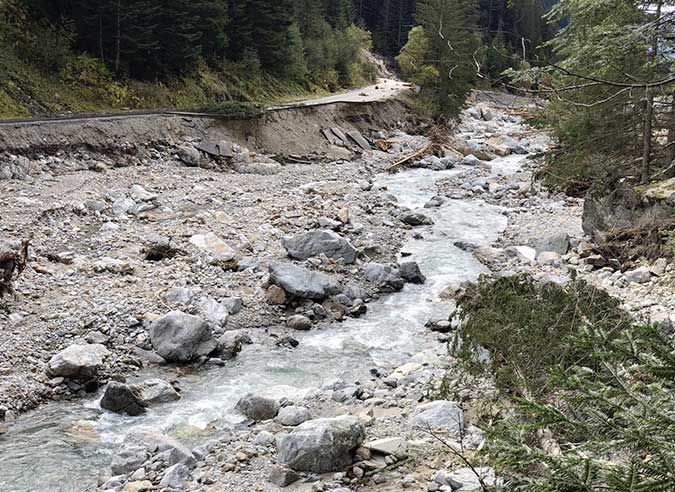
[386,142,433,173]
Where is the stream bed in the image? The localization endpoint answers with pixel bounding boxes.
[0,150,526,492]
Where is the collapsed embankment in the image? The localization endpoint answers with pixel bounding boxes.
[0,97,411,159]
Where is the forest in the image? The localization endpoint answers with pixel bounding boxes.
[0,0,554,117]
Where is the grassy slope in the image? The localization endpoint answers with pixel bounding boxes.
[0,38,341,119]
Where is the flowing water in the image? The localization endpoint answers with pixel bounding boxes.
[0,133,535,492]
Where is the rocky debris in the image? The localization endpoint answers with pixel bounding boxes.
[269,263,340,300]
[276,405,311,426]
[189,232,237,262]
[93,257,134,275]
[177,146,203,167]
[235,393,280,421]
[400,210,434,226]
[144,235,181,261]
[283,230,357,264]
[135,379,181,404]
[287,314,312,331]
[197,296,229,327]
[46,344,110,380]
[277,415,366,472]
[148,311,218,362]
[269,465,300,487]
[363,262,404,292]
[159,463,190,489]
[533,233,570,255]
[412,401,464,435]
[215,332,243,360]
[112,426,196,475]
[399,261,426,284]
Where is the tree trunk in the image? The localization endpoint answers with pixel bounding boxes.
[115,0,121,74]
[643,92,653,184]
[667,89,675,164]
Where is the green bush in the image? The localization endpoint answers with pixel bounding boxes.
[454,274,633,397]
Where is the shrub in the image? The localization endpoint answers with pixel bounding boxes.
[454,274,633,397]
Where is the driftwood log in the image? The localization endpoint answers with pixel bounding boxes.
[0,240,29,298]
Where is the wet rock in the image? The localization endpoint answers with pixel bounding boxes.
[269,263,340,300]
[625,266,651,284]
[235,393,280,421]
[400,211,434,226]
[412,401,464,435]
[111,445,149,475]
[287,314,312,331]
[399,261,426,284]
[100,381,147,416]
[363,263,404,292]
[216,332,243,359]
[46,343,110,379]
[276,406,311,426]
[277,415,366,473]
[283,230,357,264]
[149,311,217,362]
[269,465,300,487]
[189,232,236,262]
[120,426,196,469]
[136,379,181,404]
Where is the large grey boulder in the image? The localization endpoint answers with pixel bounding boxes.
[46,344,110,379]
[363,263,405,292]
[149,311,217,362]
[399,261,426,284]
[269,263,340,300]
[626,266,651,284]
[136,379,181,404]
[412,400,464,435]
[276,406,311,426]
[277,416,365,472]
[236,393,280,421]
[283,230,357,264]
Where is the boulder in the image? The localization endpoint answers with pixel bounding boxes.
[111,445,149,475]
[149,311,217,362]
[287,314,312,331]
[269,263,340,300]
[189,232,236,262]
[277,415,365,473]
[283,230,357,264]
[177,146,202,167]
[412,401,464,435]
[400,211,434,226]
[159,463,190,489]
[216,332,243,360]
[399,261,426,284]
[365,437,408,458]
[235,393,280,421]
[136,379,181,404]
[625,266,651,284]
[276,406,311,426]
[269,465,300,487]
[46,344,110,379]
[533,233,570,255]
[197,296,229,326]
[100,381,147,416]
[363,263,404,292]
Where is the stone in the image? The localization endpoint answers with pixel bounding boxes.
[94,257,134,275]
[130,184,157,202]
[276,406,311,426]
[100,382,147,416]
[277,416,366,473]
[442,467,500,491]
[650,258,668,276]
[111,445,149,475]
[363,263,404,292]
[269,263,340,300]
[159,463,190,489]
[177,146,202,167]
[164,287,193,305]
[222,297,244,314]
[235,393,280,421]
[123,480,153,492]
[400,211,434,226]
[112,198,136,216]
[120,426,196,469]
[216,332,243,359]
[399,261,426,284]
[189,232,236,262]
[365,438,408,457]
[533,233,570,255]
[287,314,312,331]
[197,296,229,326]
[144,236,181,261]
[412,401,464,435]
[266,285,287,305]
[149,311,217,362]
[625,266,651,284]
[135,379,180,404]
[537,251,561,266]
[269,465,300,487]
[283,230,357,264]
[46,344,110,379]
[253,431,276,446]
[461,154,481,166]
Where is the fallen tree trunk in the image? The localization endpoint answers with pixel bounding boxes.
[386,142,432,173]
